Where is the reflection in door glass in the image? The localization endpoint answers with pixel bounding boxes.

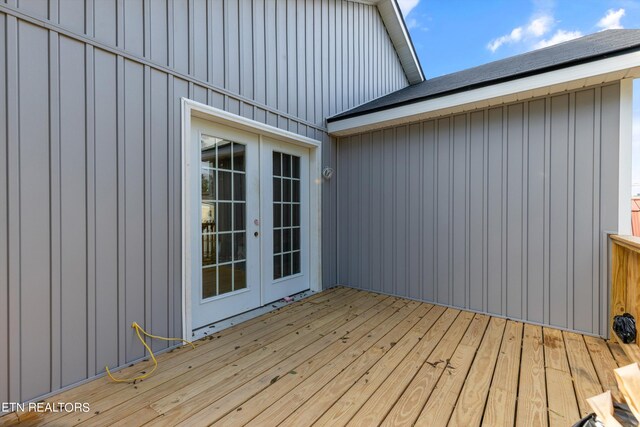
[201,135,247,299]
[272,151,301,280]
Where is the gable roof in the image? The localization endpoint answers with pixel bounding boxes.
[355,0,424,84]
[329,29,640,122]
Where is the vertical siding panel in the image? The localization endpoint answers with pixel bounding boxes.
[408,123,422,299]
[506,104,524,319]
[382,129,395,295]
[172,0,188,74]
[599,83,620,336]
[422,120,436,301]
[275,0,287,112]
[527,99,545,323]
[49,29,62,393]
[239,0,253,99]
[567,92,576,331]
[321,0,329,120]
[592,87,601,334]
[370,131,383,292]
[123,0,144,57]
[94,50,119,372]
[193,0,207,80]
[395,126,408,296]
[469,111,484,311]
[16,0,48,20]
[437,118,450,305]
[360,133,371,291]
[347,136,360,288]
[294,0,306,120]
[452,115,467,307]
[487,108,503,315]
[18,22,51,400]
[59,0,85,34]
[549,94,570,328]
[336,137,348,284]
[149,0,168,66]
[573,89,596,332]
[123,60,146,361]
[285,0,296,118]
[210,0,224,87]
[0,12,7,405]
[265,0,277,110]
[59,36,88,387]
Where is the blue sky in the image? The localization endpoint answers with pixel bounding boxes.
[399,0,640,193]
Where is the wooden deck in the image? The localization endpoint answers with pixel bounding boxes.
[0,287,632,427]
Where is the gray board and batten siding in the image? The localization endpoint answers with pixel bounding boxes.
[337,83,620,338]
[0,0,408,403]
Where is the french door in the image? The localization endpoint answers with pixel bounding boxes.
[189,119,310,330]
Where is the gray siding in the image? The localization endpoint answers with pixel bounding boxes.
[337,84,621,337]
[0,0,408,402]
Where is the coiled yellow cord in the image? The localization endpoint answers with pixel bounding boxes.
[105,322,195,383]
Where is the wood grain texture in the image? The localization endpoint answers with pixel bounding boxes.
[1,290,624,427]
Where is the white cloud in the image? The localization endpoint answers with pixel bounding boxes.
[487,14,553,52]
[406,17,428,32]
[397,0,419,16]
[534,29,583,49]
[487,27,524,52]
[597,8,625,30]
[527,15,553,37]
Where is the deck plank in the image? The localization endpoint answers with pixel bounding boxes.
[515,324,548,427]
[168,296,405,426]
[257,303,430,427]
[380,310,476,427]
[57,289,379,426]
[344,308,461,427]
[0,288,625,427]
[415,314,492,426]
[448,316,507,427]
[584,335,623,402]
[543,328,580,427]
[482,320,523,427]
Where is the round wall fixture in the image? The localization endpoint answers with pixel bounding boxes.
[322,167,334,180]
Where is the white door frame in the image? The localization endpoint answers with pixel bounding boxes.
[181,98,322,340]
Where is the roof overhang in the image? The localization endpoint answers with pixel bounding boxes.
[352,0,424,84]
[327,50,640,136]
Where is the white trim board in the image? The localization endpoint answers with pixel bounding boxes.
[328,51,640,135]
[181,99,323,341]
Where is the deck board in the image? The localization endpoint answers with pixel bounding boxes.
[0,287,628,427]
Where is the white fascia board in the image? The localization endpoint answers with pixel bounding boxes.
[328,51,640,136]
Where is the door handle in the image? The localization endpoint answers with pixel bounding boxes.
[254,231,259,237]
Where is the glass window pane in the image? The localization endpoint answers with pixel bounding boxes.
[283,178,291,201]
[293,251,301,274]
[292,204,300,227]
[283,252,292,276]
[218,264,233,294]
[292,180,300,203]
[233,173,245,201]
[273,177,281,202]
[218,171,232,200]
[292,156,300,178]
[282,154,291,177]
[234,203,245,231]
[273,255,282,280]
[293,227,300,251]
[201,170,215,199]
[218,233,232,263]
[273,151,281,176]
[273,229,281,254]
[283,228,291,252]
[234,262,246,290]
[232,143,245,171]
[283,204,291,227]
[274,203,281,228]
[202,267,217,299]
[218,202,232,232]
[202,232,217,266]
[217,142,232,170]
[234,232,246,261]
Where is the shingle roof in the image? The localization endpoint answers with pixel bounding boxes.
[328,29,640,122]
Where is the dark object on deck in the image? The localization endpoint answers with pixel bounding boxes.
[613,313,637,344]
[572,402,639,427]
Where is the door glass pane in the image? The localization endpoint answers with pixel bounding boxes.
[201,134,248,299]
[273,150,301,280]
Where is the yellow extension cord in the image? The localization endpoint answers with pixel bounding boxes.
[105,322,196,383]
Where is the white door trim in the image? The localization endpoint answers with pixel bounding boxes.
[181,98,323,340]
